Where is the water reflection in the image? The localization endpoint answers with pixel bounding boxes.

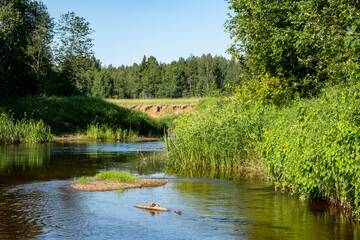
[0,144,50,173]
[0,142,359,239]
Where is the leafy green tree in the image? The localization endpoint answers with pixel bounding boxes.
[225,0,360,98]
[0,0,53,96]
[55,11,94,94]
[91,68,113,98]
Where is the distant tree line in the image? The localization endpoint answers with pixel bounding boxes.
[0,0,243,98]
[82,54,243,99]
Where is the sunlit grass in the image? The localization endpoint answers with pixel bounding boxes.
[78,123,139,140]
[73,176,94,184]
[0,112,53,144]
[95,171,140,183]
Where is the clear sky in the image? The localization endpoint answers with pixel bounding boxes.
[41,0,232,67]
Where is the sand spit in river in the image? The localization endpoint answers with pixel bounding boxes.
[68,179,168,192]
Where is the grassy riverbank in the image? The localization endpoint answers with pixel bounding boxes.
[166,83,360,217]
[0,95,168,141]
[0,113,53,144]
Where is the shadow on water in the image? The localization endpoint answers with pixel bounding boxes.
[0,142,359,239]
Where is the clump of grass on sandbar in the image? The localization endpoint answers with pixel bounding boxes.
[94,171,140,183]
[73,176,95,184]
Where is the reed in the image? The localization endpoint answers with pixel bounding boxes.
[0,113,53,144]
[165,98,274,178]
[80,123,139,140]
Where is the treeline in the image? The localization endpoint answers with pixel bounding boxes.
[0,0,96,96]
[0,0,243,98]
[80,55,243,99]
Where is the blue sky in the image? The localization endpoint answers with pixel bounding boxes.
[42,0,232,66]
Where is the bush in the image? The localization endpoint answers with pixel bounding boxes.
[260,84,360,215]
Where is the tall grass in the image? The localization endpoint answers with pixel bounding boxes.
[80,123,138,140]
[0,113,53,144]
[166,83,360,217]
[165,98,273,178]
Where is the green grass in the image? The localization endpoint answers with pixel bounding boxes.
[165,98,273,178]
[74,176,94,184]
[0,112,53,144]
[106,97,203,105]
[0,95,167,137]
[95,171,140,183]
[79,123,139,140]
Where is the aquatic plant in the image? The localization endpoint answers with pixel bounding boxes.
[165,98,273,178]
[80,123,139,140]
[95,171,140,183]
[0,113,53,144]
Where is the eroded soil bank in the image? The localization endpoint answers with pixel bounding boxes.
[119,104,196,118]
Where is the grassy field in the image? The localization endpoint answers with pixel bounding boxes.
[105,97,203,105]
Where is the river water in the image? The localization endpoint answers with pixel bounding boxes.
[0,141,359,239]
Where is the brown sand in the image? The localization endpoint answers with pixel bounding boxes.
[68,179,168,192]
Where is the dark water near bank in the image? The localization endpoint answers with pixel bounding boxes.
[0,142,359,239]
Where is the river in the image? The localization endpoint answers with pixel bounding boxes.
[0,141,359,239]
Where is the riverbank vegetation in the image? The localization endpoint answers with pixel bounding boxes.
[0,95,167,137]
[0,113,53,144]
[166,0,360,217]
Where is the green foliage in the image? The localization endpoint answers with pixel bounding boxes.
[81,54,244,99]
[235,73,294,105]
[167,81,360,217]
[74,176,94,184]
[95,171,139,183]
[226,0,360,98]
[0,95,167,136]
[0,0,54,96]
[260,83,360,215]
[81,123,138,140]
[0,112,53,144]
[165,98,272,177]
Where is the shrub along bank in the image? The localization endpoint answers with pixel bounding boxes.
[0,95,168,140]
[166,83,360,217]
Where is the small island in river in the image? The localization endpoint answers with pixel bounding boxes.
[68,171,168,192]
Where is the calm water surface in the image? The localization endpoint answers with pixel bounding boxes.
[0,142,359,239]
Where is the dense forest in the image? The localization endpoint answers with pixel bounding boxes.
[0,0,243,98]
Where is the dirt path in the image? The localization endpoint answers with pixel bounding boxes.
[119,104,196,118]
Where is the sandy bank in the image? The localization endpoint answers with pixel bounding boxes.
[68,179,168,192]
